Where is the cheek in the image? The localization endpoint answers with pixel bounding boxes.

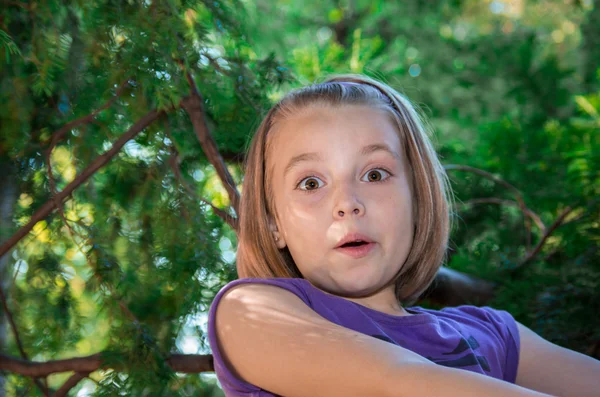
[283,191,329,218]
[279,198,329,255]
[397,186,414,223]
[280,196,327,236]
[377,184,414,227]
[279,209,323,274]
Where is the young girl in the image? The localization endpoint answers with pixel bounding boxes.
[207,74,599,397]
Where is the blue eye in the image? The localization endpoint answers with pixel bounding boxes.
[297,176,325,191]
[361,168,391,182]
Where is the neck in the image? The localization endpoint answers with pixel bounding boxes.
[336,284,410,317]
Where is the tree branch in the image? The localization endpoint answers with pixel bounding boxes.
[45,146,88,254]
[421,267,496,306]
[0,352,214,376]
[163,116,238,230]
[168,153,238,230]
[460,197,546,233]
[0,353,103,376]
[180,72,241,214]
[219,150,246,164]
[53,371,90,397]
[166,354,214,373]
[0,109,164,262]
[513,198,598,270]
[445,164,533,249]
[516,205,574,269]
[200,53,262,115]
[0,108,161,393]
[0,286,50,396]
[43,78,131,148]
[0,287,27,363]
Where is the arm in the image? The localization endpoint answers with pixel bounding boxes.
[215,284,554,397]
[516,322,600,397]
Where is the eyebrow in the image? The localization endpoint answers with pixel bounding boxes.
[361,143,401,160]
[282,143,401,178]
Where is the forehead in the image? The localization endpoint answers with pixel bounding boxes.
[267,105,401,168]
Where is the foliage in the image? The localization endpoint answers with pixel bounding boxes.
[0,0,598,395]
[246,0,600,352]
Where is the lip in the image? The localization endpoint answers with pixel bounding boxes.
[335,233,375,249]
[334,232,376,259]
[335,242,376,259]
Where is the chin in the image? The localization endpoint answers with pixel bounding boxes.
[329,273,388,298]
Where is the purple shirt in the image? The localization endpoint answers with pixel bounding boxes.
[208,277,520,396]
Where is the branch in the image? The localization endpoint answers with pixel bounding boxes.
[45,147,89,253]
[514,198,598,270]
[200,53,262,115]
[1,109,160,392]
[0,109,163,262]
[4,1,32,10]
[43,78,131,148]
[0,282,26,360]
[445,164,533,249]
[168,153,238,230]
[460,197,546,233]
[421,267,496,306]
[53,371,90,397]
[587,340,600,360]
[516,205,574,269]
[166,354,214,373]
[163,117,238,230]
[219,150,246,164]
[0,353,102,376]
[180,72,241,214]
[444,164,522,200]
[0,352,214,377]
[0,286,50,396]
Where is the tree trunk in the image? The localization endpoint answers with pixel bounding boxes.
[420,267,496,307]
[0,157,19,395]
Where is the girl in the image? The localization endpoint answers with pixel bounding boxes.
[207,74,600,397]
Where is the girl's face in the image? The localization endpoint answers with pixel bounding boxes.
[267,105,415,299]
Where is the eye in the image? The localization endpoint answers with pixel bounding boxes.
[361,168,391,182]
[297,176,325,191]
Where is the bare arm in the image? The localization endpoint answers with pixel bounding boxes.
[215,284,554,397]
[516,322,600,397]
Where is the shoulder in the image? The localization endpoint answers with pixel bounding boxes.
[213,278,314,317]
[206,278,321,395]
[208,277,317,353]
[211,277,312,308]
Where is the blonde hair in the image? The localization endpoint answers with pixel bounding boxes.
[236,74,453,304]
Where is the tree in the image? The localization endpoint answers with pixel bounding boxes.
[0,1,280,394]
[1,0,598,395]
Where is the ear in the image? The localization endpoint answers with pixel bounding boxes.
[268,216,287,249]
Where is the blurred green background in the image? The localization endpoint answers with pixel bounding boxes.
[0,0,598,395]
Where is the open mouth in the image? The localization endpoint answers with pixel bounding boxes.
[340,241,369,248]
[336,240,375,258]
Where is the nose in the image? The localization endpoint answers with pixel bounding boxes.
[333,184,365,219]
